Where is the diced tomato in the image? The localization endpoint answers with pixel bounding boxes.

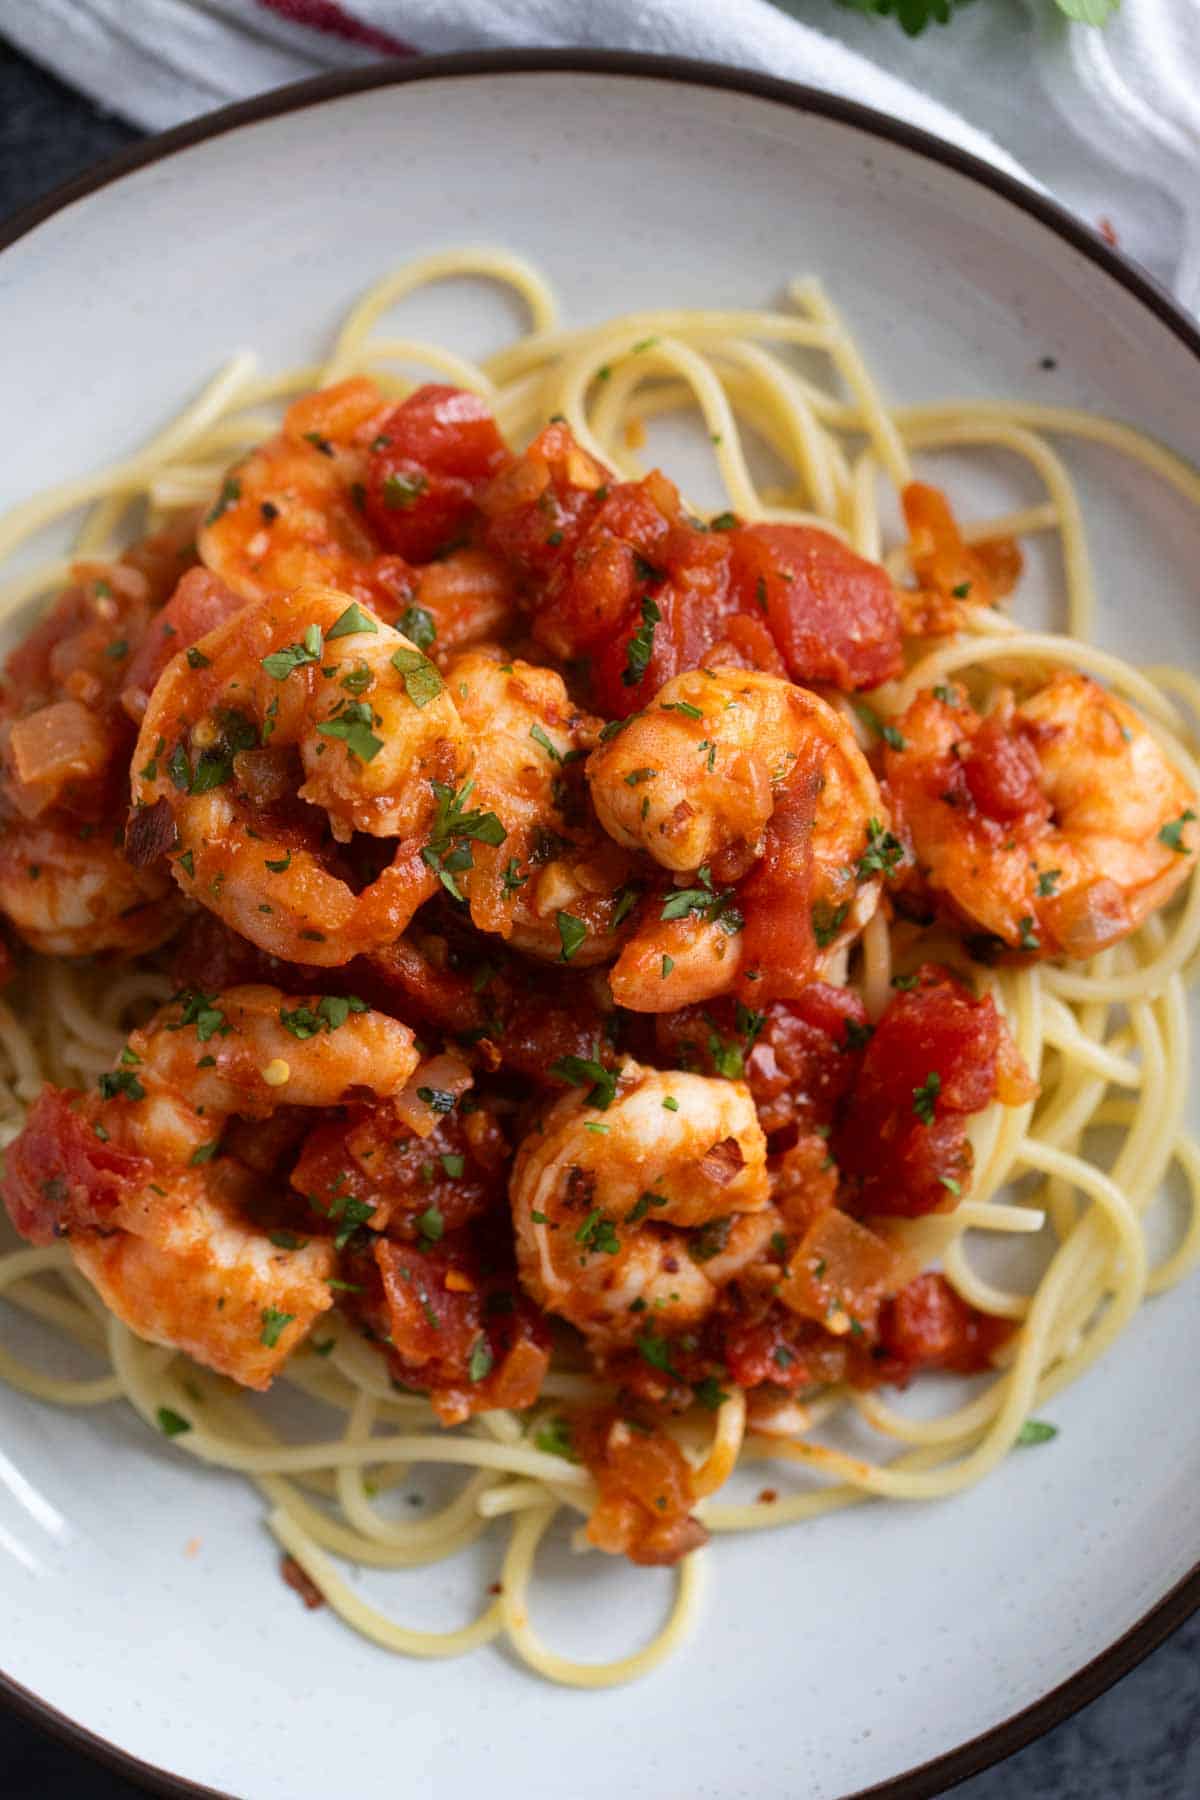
[363,385,510,562]
[873,1272,1013,1381]
[962,710,1051,827]
[291,1101,509,1241]
[372,1238,548,1425]
[1,1087,149,1245]
[122,569,247,722]
[717,1307,849,1392]
[479,420,611,603]
[833,964,1017,1217]
[656,981,866,1138]
[573,1407,708,1566]
[588,519,735,717]
[707,612,787,676]
[728,523,902,691]
[735,772,822,1000]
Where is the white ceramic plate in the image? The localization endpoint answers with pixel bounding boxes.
[2,53,1199,1800]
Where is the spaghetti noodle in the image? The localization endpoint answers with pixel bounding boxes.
[1,248,1199,1686]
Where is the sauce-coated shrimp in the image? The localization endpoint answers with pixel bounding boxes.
[885,673,1198,957]
[0,824,173,957]
[587,667,888,1009]
[447,649,638,963]
[130,585,470,964]
[2,985,421,1387]
[199,379,518,652]
[510,1062,770,1353]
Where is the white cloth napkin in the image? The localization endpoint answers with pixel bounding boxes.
[3,0,1198,312]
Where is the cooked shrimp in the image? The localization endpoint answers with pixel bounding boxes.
[0,822,177,957]
[130,584,470,964]
[587,667,889,1008]
[885,672,1198,958]
[447,649,638,963]
[199,379,518,650]
[2,984,421,1387]
[198,379,394,606]
[510,1061,770,1353]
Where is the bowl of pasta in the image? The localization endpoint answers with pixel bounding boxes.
[2,50,1199,1800]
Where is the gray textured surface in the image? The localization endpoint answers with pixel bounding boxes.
[0,34,1198,1800]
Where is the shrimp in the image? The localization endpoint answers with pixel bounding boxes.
[510,1061,771,1354]
[884,673,1198,958]
[0,822,175,957]
[586,667,889,1009]
[446,649,639,963]
[199,378,518,651]
[2,984,421,1388]
[129,584,470,964]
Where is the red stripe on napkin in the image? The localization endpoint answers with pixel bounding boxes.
[255,0,416,56]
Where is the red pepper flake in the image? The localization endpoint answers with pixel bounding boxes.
[757,1488,778,1505]
[488,1581,504,1595]
[281,1553,324,1610]
[1098,216,1119,248]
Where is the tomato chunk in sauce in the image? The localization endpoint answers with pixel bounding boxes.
[364,385,510,563]
[833,964,1033,1218]
[728,523,902,691]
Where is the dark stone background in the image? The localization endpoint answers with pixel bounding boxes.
[0,38,1197,1800]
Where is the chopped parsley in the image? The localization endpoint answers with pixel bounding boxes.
[533,1417,576,1460]
[812,901,850,949]
[1036,868,1062,897]
[316,699,384,762]
[661,700,703,720]
[186,647,211,670]
[856,817,905,881]
[417,1205,444,1244]
[467,1337,494,1383]
[260,1308,294,1349]
[1158,809,1196,853]
[692,1376,729,1411]
[1017,915,1041,952]
[556,912,587,962]
[529,723,561,762]
[854,701,905,751]
[98,1069,146,1102]
[1016,1419,1058,1447]
[660,865,742,934]
[326,602,378,641]
[575,1209,621,1255]
[188,1140,220,1166]
[621,596,661,689]
[422,778,506,901]
[156,1408,192,1438]
[417,1086,457,1114]
[398,605,436,650]
[549,1054,618,1109]
[388,646,444,709]
[625,1192,669,1225]
[279,994,367,1039]
[912,1071,941,1125]
[262,623,322,680]
[382,471,428,510]
[205,477,241,525]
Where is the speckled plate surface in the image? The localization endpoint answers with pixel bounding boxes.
[1,52,1199,1800]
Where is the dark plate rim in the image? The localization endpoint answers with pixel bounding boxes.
[2,45,1198,1800]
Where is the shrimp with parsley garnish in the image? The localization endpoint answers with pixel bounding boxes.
[587,665,892,1009]
[885,672,1198,958]
[129,585,471,963]
[2,985,421,1387]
